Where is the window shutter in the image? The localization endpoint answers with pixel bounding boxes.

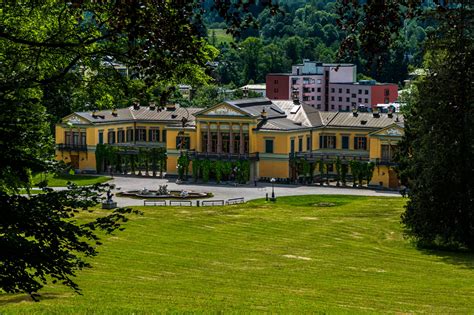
[319,135,323,149]
[354,137,358,150]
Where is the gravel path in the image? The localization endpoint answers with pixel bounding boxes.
[108,175,401,207]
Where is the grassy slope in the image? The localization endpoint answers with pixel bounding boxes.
[32,173,111,187]
[208,28,234,45]
[1,195,473,313]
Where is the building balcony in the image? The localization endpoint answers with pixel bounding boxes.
[188,150,259,161]
[374,158,398,166]
[57,143,88,152]
[110,141,166,148]
[290,151,369,163]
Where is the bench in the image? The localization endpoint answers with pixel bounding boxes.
[226,197,245,205]
[201,200,225,206]
[143,200,167,206]
[169,200,192,206]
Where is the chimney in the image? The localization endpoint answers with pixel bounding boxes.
[149,101,156,110]
[372,107,380,118]
[261,108,267,119]
[352,107,358,117]
[388,107,393,118]
[133,100,140,110]
[111,108,118,116]
[166,103,176,111]
[292,88,300,104]
[243,87,249,98]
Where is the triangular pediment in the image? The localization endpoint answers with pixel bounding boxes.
[62,113,91,125]
[195,102,251,117]
[370,124,404,137]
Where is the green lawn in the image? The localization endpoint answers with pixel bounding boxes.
[208,28,234,45]
[1,195,473,313]
[32,173,111,187]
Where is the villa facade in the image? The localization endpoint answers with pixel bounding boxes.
[55,98,404,188]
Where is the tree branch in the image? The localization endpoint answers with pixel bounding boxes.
[0,31,112,48]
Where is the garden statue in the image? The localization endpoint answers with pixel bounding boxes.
[157,185,169,196]
[102,185,118,209]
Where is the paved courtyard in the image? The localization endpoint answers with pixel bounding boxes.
[109,175,401,207]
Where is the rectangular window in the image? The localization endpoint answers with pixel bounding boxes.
[126,128,133,142]
[162,130,167,142]
[317,96,321,101]
[117,130,125,143]
[64,131,71,144]
[346,89,350,93]
[339,88,342,93]
[274,88,279,93]
[73,132,79,145]
[365,90,369,95]
[149,128,160,142]
[385,89,390,96]
[331,105,335,110]
[358,89,362,94]
[317,104,321,109]
[338,97,342,101]
[311,96,315,100]
[346,97,350,102]
[381,144,396,161]
[352,93,356,98]
[358,98,362,103]
[135,128,146,141]
[317,87,321,92]
[98,131,103,145]
[354,137,367,150]
[306,136,311,151]
[331,96,335,101]
[290,139,295,153]
[365,98,368,103]
[265,139,274,153]
[107,130,115,144]
[331,88,335,93]
[342,136,349,149]
[319,135,336,149]
[317,79,321,84]
[274,79,278,84]
[292,78,297,85]
[298,138,303,152]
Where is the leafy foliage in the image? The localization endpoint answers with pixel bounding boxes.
[0,184,141,299]
[397,2,474,250]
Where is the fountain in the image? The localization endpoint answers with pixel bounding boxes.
[120,184,210,199]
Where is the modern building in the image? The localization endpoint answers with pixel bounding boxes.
[56,98,404,188]
[240,83,266,97]
[266,60,398,111]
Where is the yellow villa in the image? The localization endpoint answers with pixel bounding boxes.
[55,98,404,188]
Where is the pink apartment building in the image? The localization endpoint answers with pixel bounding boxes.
[266,60,398,111]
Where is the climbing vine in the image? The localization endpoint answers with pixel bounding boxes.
[335,157,342,187]
[177,153,190,180]
[215,160,224,184]
[192,159,200,182]
[201,159,211,183]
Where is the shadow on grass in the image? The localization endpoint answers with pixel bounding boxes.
[0,292,71,305]
[419,248,474,270]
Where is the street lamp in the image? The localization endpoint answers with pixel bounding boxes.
[270,177,276,202]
